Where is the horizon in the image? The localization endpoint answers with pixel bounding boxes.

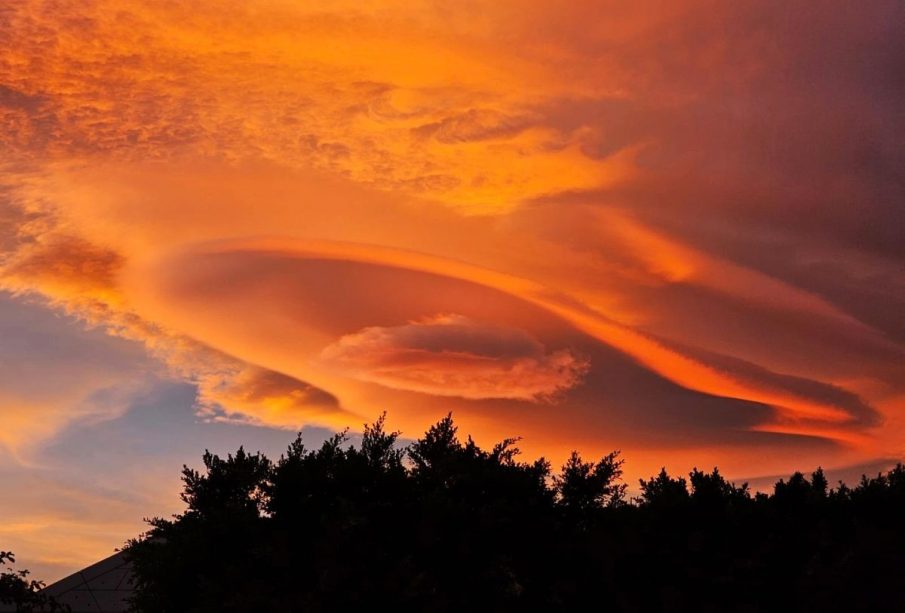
[1,1,904,583]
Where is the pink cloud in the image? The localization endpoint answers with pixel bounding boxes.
[321,314,589,400]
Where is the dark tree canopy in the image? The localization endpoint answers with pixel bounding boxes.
[124,415,905,612]
[639,467,690,507]
[554,450,626,515]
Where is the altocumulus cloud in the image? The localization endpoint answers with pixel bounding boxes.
[321,315,590,401]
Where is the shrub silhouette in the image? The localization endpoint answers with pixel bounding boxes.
[0,551,67,612]
[125,415,905,612]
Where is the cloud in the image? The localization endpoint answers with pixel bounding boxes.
[667,341,882,433]
[0,0,901,484]
[321,314,589,400]
[2,234,123,300]
[0,232,349,443]
[0,0,629,213]
[412,109,531,143]
[0,85,46,112]
[195,366,356,429]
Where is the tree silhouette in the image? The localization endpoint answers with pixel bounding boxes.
[122,416,905,612]
[638,467,689,507]
[554,450,626,516]
[180,447,272,519]
[688,466,750,507]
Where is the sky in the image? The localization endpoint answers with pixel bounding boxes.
[1,0,904,581]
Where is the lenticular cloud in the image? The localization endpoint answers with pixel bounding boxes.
[321,315,590,401]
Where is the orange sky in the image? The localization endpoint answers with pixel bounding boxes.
[2,0,904,580]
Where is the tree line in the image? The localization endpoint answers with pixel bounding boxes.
[5,413,904,611]
[122,414,905,611]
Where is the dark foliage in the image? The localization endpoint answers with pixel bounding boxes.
[0,551,68,612]
[125,414,905,612]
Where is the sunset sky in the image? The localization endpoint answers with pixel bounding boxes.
[2,0,904,580]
